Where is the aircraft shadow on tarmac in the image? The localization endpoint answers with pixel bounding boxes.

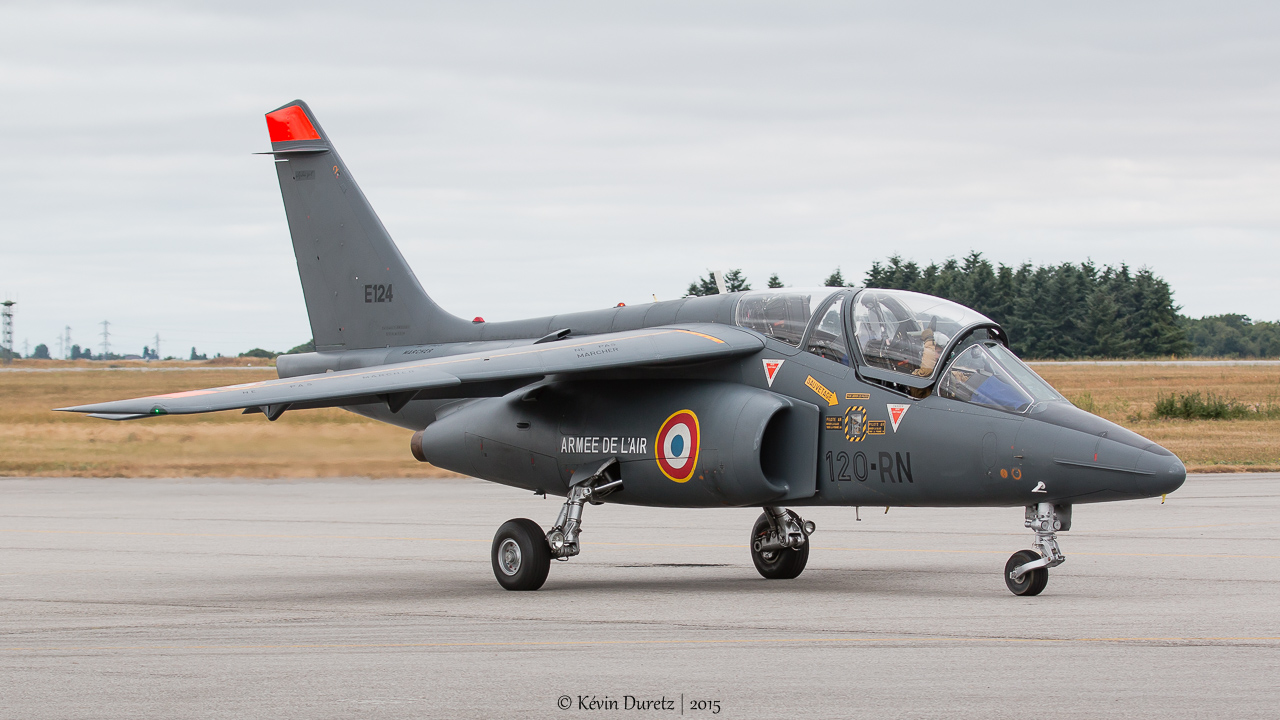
[187,565,1005,605]
[539,566,1008,597]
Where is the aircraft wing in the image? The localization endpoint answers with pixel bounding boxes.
[57,324,764,420]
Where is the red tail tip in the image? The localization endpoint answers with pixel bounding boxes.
[265,105,321,143]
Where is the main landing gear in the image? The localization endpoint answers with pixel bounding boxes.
[491,459,621,591]
[750,507,815,580]
[1004,502,1069,596]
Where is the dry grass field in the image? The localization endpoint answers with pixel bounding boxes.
[1,360,1277,477]
[1033,363,1280,472]
[0,362,443,478]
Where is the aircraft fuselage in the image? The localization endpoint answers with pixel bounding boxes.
[277,290,1185,510]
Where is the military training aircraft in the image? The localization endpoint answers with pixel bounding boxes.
[60,100,1187,595]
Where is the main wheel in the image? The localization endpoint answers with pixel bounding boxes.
[750,511,809,580]
[491,518,552,591]
[1004,549,1049,596]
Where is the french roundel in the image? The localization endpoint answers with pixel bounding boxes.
[655,409,700,483]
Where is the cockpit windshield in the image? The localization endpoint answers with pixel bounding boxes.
[937,342,1066,413]
[852,290,992,378]
[987,344,1066,404]
[735,289,840,347]
[937,344,1033,412]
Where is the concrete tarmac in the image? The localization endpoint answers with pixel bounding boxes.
[1,474,1276,719]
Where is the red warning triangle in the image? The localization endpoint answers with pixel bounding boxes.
[887,403,910,432]
[762,359,784,387]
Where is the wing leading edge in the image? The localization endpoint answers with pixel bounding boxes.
[57,324,764,420]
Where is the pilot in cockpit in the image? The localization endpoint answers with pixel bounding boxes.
[911,327,940,377]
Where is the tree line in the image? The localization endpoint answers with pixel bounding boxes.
[687,254,1277,359]
[1181,314,1280,358]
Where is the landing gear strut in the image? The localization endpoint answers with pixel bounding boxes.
[1004,502,1069,596]
[750,506,815,580]
[490,459,621,591]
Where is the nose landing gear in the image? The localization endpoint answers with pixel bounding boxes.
[1004,502,1069,596]
[750,506,815,580]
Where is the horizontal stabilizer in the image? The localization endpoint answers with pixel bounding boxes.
[252,146,329,156]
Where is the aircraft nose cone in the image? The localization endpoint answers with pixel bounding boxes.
[1137,446,1187,497]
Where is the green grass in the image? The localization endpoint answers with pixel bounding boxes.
[1153,392,1280,420]
[1070,391,1096,413]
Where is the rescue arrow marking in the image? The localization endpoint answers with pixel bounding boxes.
[805,376,839,406]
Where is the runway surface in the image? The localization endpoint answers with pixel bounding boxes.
[1,474,1276,719]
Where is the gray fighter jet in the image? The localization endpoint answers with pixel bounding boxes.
[60,101,1186,595]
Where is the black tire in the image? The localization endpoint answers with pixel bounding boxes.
[491,518,552,591]
[1004,549,1049,596]
[750,511,810,580]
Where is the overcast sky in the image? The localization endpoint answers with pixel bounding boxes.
[2,1,1277,357]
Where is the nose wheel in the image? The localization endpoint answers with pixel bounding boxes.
[1004,549,1049,595]
[750,507,814,580]
[1004,502,1068,596]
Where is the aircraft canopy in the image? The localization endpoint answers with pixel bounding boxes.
[852,289,994,379]
[733,288,841,347]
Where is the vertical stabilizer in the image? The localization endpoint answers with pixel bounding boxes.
[266,100,471,351]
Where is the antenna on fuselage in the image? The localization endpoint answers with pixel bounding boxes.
[711,270,728,295]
